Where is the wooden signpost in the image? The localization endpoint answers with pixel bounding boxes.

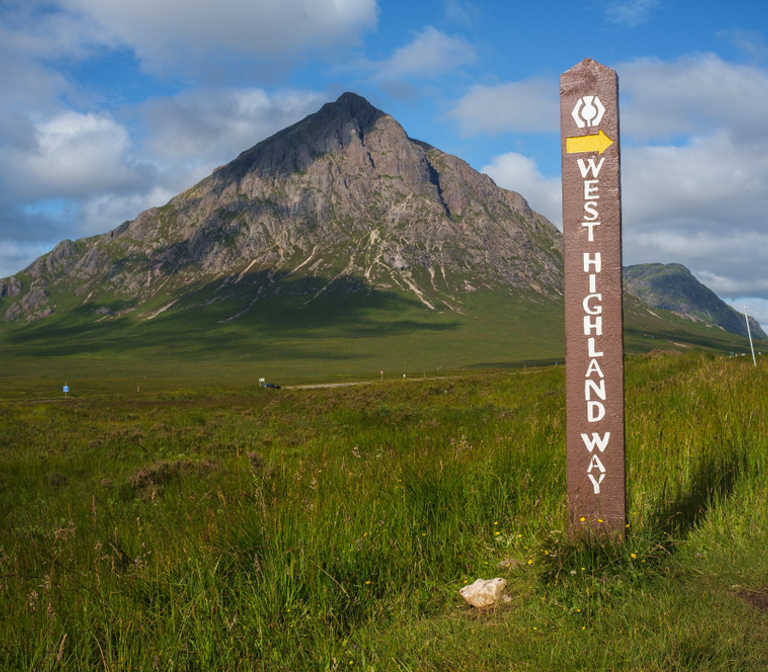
[560,59,626,538]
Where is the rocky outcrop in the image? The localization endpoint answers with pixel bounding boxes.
[0,276,22,298]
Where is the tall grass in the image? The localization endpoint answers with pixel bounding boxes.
[0,352,766,670]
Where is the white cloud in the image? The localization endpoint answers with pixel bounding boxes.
[79,187,176,235]
[625,227,768,279]
[618,54,768,142]
[366,26,476,81]
[481,152,561,226]
[605,0,660,28]
[448,55,768,303]
[0,240,47,280]
[696,271,768,298]
[622,132,768,224]
[0,186,180,277]
[447,77,558,135]
[614,55,768,301]
[621,132,768,298]
[0,3,113,62]
[2,111,145,199]
[61,0,378,73]
[144,88,326,165]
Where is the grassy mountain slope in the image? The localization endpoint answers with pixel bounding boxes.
[0,278,757,382]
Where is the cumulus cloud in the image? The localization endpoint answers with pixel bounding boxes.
[625,226,768,285]
[364,26,476,81]
[78,187,177,234]
[60,0,378,73]
[696,270,768,298]
[0,185,182,277]
[0,239,51,280]
[447,77,558,135]
[611,54,768,302]
[1,111,146,199]
[0,191,80,276]
[0,2,113,62]
[481,152,561,226]
[0,103,180,274]
[618,54,768,141]
[456,55,768,303]
[622,132,768,224]
[0,0,380,277]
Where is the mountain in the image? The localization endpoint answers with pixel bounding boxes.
[0,93,561,326]
[624,263,767,341]
[0,94,758,378]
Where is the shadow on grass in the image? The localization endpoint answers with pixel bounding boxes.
[646,446,746,544]
[540,446,746,589]
[624,324,743,352]
[1,272,463,361]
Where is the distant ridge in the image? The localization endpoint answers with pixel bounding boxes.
[624,263,766,340]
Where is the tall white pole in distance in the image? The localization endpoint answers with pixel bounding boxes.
[744,305,757,367]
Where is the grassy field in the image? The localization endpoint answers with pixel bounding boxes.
[1,351,767,670]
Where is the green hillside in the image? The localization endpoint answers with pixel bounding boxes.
[0,278,758,383]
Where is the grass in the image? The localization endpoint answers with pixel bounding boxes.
[0,351,767,670]
[1,275,760,382]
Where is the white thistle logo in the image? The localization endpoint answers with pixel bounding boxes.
[572,96,605,128]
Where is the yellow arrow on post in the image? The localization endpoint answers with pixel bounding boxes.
[566,129,614,155]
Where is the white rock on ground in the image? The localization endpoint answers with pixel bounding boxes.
[459,577,508,608]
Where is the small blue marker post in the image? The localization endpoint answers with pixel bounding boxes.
[63,384,69,398]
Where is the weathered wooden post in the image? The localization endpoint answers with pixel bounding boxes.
[560,58,626,538]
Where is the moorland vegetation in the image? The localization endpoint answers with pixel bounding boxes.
[1,351,766,670]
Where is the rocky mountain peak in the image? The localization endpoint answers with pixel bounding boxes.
[319,91,383,130]
[214,92,401,184]
[1,93,562,325]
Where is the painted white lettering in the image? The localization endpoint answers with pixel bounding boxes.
[588,473,605,494]
[585,358,605,378]
[588,337,603,357]
[587,453,606,473]
[589,274,597,293]
[577,157,605,179]
[581,221,600,240]
[587,401,605,422]
[583,294,602,315]
[583,252,602,273]
[583,202,599,220]
[581,432,610,452]
[585,378,606,401]
[584,180,599,200]
[583,315,603,336]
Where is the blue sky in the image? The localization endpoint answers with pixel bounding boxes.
[2,0,768,328]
